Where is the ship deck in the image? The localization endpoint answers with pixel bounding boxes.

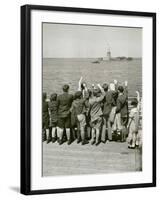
[42,131,142,177]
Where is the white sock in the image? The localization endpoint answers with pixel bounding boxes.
[46,129,49,140]
[52,127,56,138]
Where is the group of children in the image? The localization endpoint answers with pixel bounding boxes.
[43,77,141,149]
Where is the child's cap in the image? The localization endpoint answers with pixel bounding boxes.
[62,84,69,92]
[102,83,108,91]
[131,98,138,106]
[43,92,47,100]
[50,93,57,101]
[75,91,82,99]
[118,85,124,93]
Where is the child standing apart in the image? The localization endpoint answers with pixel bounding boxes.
[42,93,50,143]
[48,93,58,143]
[127,91,140,149]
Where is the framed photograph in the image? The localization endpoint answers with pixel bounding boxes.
[21,4,156,195]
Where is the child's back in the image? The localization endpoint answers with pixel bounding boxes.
[49,100,58,123]
[48,93,58,127]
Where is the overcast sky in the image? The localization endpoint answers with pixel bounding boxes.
[43,23,142,58]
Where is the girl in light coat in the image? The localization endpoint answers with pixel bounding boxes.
[127,91,140,149]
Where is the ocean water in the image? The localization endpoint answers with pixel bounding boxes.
[43,58,142,97]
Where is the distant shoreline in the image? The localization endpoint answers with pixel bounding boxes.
[43,57,142,60]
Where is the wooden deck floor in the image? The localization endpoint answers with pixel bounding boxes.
[42,136,142,177]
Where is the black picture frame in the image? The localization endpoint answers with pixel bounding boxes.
[21,4,156,195]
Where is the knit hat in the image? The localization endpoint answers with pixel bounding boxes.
[74,91,82,99]
[62,84,69,92]
[50,93,57,101]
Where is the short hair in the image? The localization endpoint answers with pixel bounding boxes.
[131,98,138,106]
[118,85,124,93]
[62,84,69,92]
[50,93,57,101]
[74,91,82,99]
[102,83,108,92]
[43,92,47,101]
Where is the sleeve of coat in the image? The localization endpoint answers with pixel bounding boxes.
[116,98,121,113]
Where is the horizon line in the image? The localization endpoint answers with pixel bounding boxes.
[43,57,142,59]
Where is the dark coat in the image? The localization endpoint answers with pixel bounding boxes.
[70,99,86,127]
[48,101,58,125]
[103,90,118,118]
[57,92,73,118]
[42,101,49,128]
[116,89,128,117]
[70,99,86,115]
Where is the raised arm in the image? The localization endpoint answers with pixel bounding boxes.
[82,83,88,98]
[114,79,118,91]
[136,91,140,111]
[124,80,128,96]
[78,76,83,91]
[96,84,105,102]
[97,83,105,95]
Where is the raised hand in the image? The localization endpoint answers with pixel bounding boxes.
[97,83,101,88]
[79,76,83,84]
[124,81,128,87]
[91,84,95,89]
[136,91,140,101]
[114,79,118,85]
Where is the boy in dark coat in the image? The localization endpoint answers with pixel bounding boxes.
[48,93,58,143]
[102,81,118,142]
[57,84,73,145]
[42,92,49,143]
[115,81,128,141]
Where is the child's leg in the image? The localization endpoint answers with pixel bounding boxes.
[107,120,112,141]
[76,122,81,142]
[101,117,106,142]
[80,127,85,141]
[131,132,136,148]
[57,127,64,144]
[87,126,91,139]
[91,128,96,144]
[81,126,89,145]
[66,128,71,144]
[52,127,56,138]
[135,132,139,147]
[51,127,57,142]
[46,128,50,143]
[127,129,132,147]
[95,128,100,145]
[72,127,76,141]
[42,128,46,142]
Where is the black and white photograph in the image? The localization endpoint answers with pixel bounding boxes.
[42,23,143,177]
[0,0,159,199]
[20,5,156,194]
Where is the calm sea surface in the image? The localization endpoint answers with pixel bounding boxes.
[43,58,142,97]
